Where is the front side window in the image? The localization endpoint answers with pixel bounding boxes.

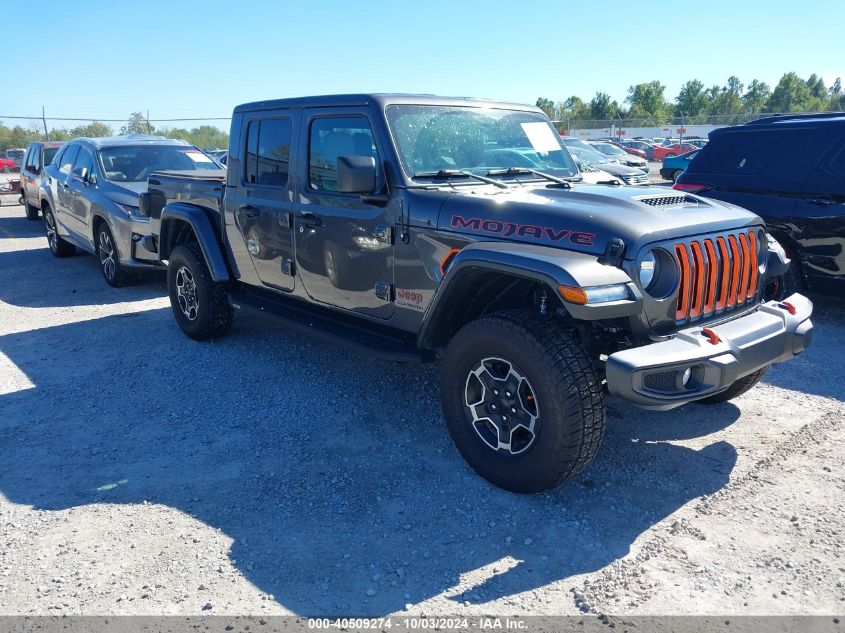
[245,118,292,187]
[309,117,379,192]
[386,105,578,180]
[58,145,80,175]
[72,147,95,179]
[97,145,220,182]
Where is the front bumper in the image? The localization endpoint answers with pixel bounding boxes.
[606,293,813,410]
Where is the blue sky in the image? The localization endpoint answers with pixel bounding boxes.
[4,0,843,125]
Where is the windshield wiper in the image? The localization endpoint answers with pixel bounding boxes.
[485,167,573,189]
[412,169,509,189]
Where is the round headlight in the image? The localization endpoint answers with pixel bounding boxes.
[639,251,658,289]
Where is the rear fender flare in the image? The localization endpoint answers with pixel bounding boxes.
[159,202,230,282]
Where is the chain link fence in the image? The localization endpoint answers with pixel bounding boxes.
[0,115,232,175]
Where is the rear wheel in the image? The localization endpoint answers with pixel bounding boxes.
[672,169,683,183]
[167,242,233,340]
[96,222,135,287]
[43,206,75,257]
[440,311,605,493]
[694,366,769,404]
[24,198,39,220]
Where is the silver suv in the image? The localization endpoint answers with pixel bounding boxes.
[39,135,222,286]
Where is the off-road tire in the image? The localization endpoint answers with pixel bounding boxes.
[440,311,605,493]
[43,206,76,257]
[95,222,136,287]
[694,365,769,404]
[167,242,233,341]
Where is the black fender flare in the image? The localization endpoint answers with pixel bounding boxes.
[159,202,230,282]
[417,241,641,350]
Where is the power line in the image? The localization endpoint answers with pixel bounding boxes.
[0,115,231,122]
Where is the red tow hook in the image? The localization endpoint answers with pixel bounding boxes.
[701,327,721,345]
[779,301,797,315]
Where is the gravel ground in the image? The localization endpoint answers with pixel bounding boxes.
[0,199,842,617]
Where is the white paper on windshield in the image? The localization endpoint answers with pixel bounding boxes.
[520,122,561,153]
[185,150,213,163]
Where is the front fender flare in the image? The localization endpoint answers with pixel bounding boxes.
[417,241,641,350]
[159,202,230,282]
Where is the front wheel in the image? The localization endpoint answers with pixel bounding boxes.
[96,222,136,287]
[167,242,233,340]
[440,311,606,493]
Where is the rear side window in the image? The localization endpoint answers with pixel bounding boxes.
[309,117,379,192]
[58,145,79,175]
[244,118,292,187]
[690,127,830,187]
[43,147,59,167]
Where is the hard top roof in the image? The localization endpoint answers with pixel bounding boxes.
[234,93,542,114]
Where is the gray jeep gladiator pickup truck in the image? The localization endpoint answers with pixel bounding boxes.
[142,94,813,493]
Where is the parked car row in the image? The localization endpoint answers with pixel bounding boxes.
[1,148,25,172]
[24,134,222,286]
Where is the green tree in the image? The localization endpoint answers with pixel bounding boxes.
[588,91,621,119]
[742,79,771,113]
[717,76,744,115]
[829,78,844,111]
[560,96,590,121]
[120,112,154,135]
[766,73,813,112]
[535,97,557,120]
[70,122,113,138]
[625,81,669,121]
[676,80,710,120]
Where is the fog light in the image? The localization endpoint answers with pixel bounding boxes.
[681,367,692,387]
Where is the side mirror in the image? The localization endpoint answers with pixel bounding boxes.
[26,165,38,175]
[337,155,376,194]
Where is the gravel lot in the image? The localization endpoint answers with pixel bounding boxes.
[0,195,842,617]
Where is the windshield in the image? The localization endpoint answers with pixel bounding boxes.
[97,145,221,182]
[594,143,625,155]
[562,139,612,166]
[385,105,578,180]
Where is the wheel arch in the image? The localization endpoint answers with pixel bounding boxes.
[417,242,640,352]
[159,202,230,282]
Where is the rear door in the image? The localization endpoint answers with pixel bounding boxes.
[228,112,297,291]
[293,109,395,319]
[21,146,38,206]
[53,144,79,234]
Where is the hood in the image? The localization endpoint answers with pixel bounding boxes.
[102,180,147,205]
[434,183,763,258]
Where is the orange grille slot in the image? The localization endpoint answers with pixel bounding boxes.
[746,231,759,299]
[675,244,691,321]
[703,239,718,313]
[715,237,730,310]
[689,241,706,319]
[738,233,751,300]
[727,235,741,308]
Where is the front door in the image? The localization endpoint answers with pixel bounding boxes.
[229,114,296,291]
[294,110,395,319]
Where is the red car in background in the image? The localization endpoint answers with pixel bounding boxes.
[615,143,647,159]
[0,157,15,172]
[652,142,698,162]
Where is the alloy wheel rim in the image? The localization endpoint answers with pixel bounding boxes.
[98,230,116,280]
[45,212,57,252]
[463,356,540,455]
[175,266,199,321]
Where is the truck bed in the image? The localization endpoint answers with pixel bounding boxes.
[147,169,226,220]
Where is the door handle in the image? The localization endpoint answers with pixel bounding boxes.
[299,211,322,228]
[240,204,260,219]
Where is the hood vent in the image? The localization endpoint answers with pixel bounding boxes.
[634,194,701,208]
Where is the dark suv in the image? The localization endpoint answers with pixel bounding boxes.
[20,141,63,220]
[675,114,845,297]
[39,135,222,286]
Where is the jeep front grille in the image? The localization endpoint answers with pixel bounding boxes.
[674,230,763,323]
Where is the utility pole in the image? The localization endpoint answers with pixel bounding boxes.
[146,110,151,134]
[42,106,49,141]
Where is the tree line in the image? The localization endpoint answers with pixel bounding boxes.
[537,73,845,124]
[0,112,229,151]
